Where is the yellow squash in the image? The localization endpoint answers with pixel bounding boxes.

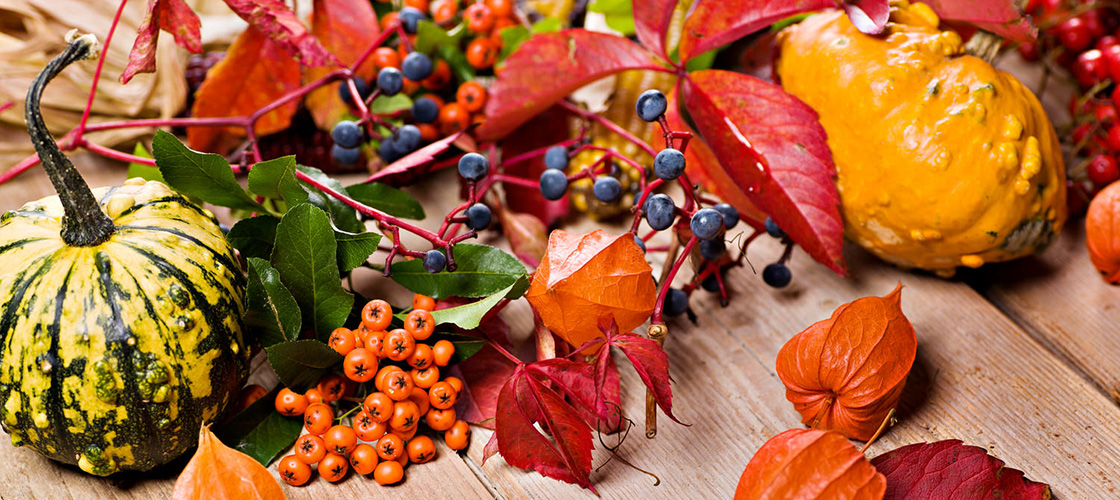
[776,1,1066,275]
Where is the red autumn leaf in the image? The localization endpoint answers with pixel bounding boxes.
[588,348,622,433]
[843,0,890,35]
[304,0,380,129]
[121,0,202,84]
[604,326,682,424]
[222,0,338,67]
[922,0,1037,42]
[734,429,886,500]
[187,26,301,153]
[775,284,915,441]
[662,88,766,231]
[364,131,465,184]
[529,357,619,431]
[478,30,664,141]
[678,0,834,62]
[871,440,1052,500]
[526,230,656,350]
[496,366,595,491]
[497,105,572,225]
[453,345,516,428]
[632,0,680,60]
[682,70,845,274]
[495,205,549,268]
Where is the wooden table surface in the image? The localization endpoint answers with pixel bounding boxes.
[2,148,1119,500]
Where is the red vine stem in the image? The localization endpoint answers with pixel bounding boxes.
[75,0,128,141]
[558,100,657,157]
[650,236,698,325]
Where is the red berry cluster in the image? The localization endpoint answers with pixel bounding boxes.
[272,294,470,487]
[1020,1,1120,209]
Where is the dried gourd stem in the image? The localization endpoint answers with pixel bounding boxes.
[963,31,1003,64]
[859,409,897,454]
[808,395,835,429]
[25,33,116,247]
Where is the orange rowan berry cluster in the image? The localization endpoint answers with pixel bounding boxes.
[273,294,471,487]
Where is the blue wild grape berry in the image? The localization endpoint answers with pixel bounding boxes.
[690,208,724,240]
[332,144,362,166]
[423,249,447,273]
[663,288,688,316]
[412,97,439,124]
[654,148,685,181]
[636,89,668,122]
[377,67,403,96]
[544,145,569,170]
[402,52,433,81]
[644,193,676,231]
[458,152,489,181]
[466,203,492,230]
[539,169,568,200]
[331,120,363,148]
[763,262,792,288]
[592,177,622,203]
[713,203,739,229]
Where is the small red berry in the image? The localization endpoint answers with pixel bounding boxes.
[1107,125,1120,152]
[1056,17,1094,52]
[1074,50,1107,88]
[1088,154,1120,186]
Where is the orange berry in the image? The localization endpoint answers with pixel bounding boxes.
[412,294,436,311]
[384,371,416,402]
[466,38,498,69]
[485,0,513,18]
[432,339,456,366]
[365,330,387,358]
[318,453,349,482]
[390,424,419,442]
[362,299,393,331]
[412,365,440,389]
[381,12,401,32]
[425,407,457,431]
[390,400,421,431]
[349,443,378,475]
[304,387,324,405]
[328,327,357,356]
[304,403,334,435]
[343,348,378,382]
[274,388,308,417]
[317,373,347,403]
[374,459,405,485]
[443,375,463,395]
[404,0,429,11]
[408,343,434,369]
[407,435,437,464]
[422,59,452,90]
[377,433,405,460]
[418,123,440,142]
[431,0,458,23]
[465,3,494,33]
[407,386,431,416]
[445,420,471,451]
[375,365,404,393]
[429,381,458,410]
[354,410,389,441]
[438,102,471,135]
[364,392,396,422]
[278,455,312,486]
[456,81,488,113]
[384,328,416,361]
[404,310,435,341]
[294,433,327,464]
[324,424,359,456]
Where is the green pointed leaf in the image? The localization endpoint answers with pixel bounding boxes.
[589,0,636,36]
[271,204,354,341]
[265,340,344,392]
[228,215,279,261]
[246,257,302,347]
[416,20,468,54]
[368,94,414,114]
[390,243,528,299]
[335,227,382,272]
[437,44,475,83]
[498,26,531,64]
[531,18,561,33]
[215,387,302,467]
[430,283,514,330]
[345,182,426,219]
[126,142,165,183]
[151,130,264,211]
[297,165,365,233]
[248,155,308,205]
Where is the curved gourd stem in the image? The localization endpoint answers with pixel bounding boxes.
[25,32,116,247]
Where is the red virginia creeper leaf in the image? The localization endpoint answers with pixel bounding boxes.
[607,329,682,424]
[682,70,845,274]
[495,205,548,268]
[452,312,516,428]
[496,369,595,491]
[364,131,465,184]
[304,0,381,129]
[632,0,679,60]
[122,0,202,84]
[589,342,622,434]
[871,440,1052,499]
[187,26,301,153]
[678,0,835,62]
[478,30,663,140]
[843,0,890,34]
[734,429,886,500]
[222,0,338,67]
[528,357,618,431]
[662,88,766,230]
[922,0,1037,42]
[481,433,500,465]
[498,105,572,225]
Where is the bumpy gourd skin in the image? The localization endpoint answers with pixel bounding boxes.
[776,2,1066,274]
[0,179,248,475]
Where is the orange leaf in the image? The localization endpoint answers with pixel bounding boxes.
[170,425,284,500]
[734,429,885,500]
[525,229,655,350]
[776,284,916,441]
[304,0,381,129]
[187,26,301,153]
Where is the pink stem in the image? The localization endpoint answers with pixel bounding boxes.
[488,340,524,365]
[83,116,251,132]
[0,101,13,114]
[0,154,43,185]
[76,0,129,140]
[82,140,155,165]
[491,173,539,189]
[499,138,583,168]
[558,100,657,157]
[651,236,698,324]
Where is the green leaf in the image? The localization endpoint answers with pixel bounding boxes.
[429,332,487,365]
[334,227,381,272]
[430,283,514,330]
[266,340,344,392]
[271,204,354,341]
[390,244,528,299]
[345,182,426,219]
[684,47,720,72]
[297,165,365,233]
[437,44,475,83]
[589,0,635,36]
[246,258,302,347]
[531,18,562,33]
[126,142,164,183]
[215,387,302,467]
[227,215,279,261]
[368,93,414,115]
[416,20,468,54]
[498,26,531,64]
[248,155,308,205]
[151,130,264,211]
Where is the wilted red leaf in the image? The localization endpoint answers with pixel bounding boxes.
[632,0,680,59]
[496,366,596,491]
[871,440,1052,500]
[304,0,380,129]
[122,0,202,84]
[495,205,549,268]
[678,0,834,62]
[498,105,572,225]
[843,0,890,34]
[776,284,915,441]
[922,0,1037,42]
[662,88,766,231]
[364,131,465,184]
[529,357,619,430]
[734,429,885,500]
[223,0,338,67]
[681,70,845,274]
[526,230,656,350]
[171,425,284,500]
[187,26,301,153]
[605,326,681,424]
[478,30,664,140]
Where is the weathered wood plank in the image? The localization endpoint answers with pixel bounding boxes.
[465,237,1120,499]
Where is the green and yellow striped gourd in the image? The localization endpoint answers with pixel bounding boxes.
[0,33,249,476]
